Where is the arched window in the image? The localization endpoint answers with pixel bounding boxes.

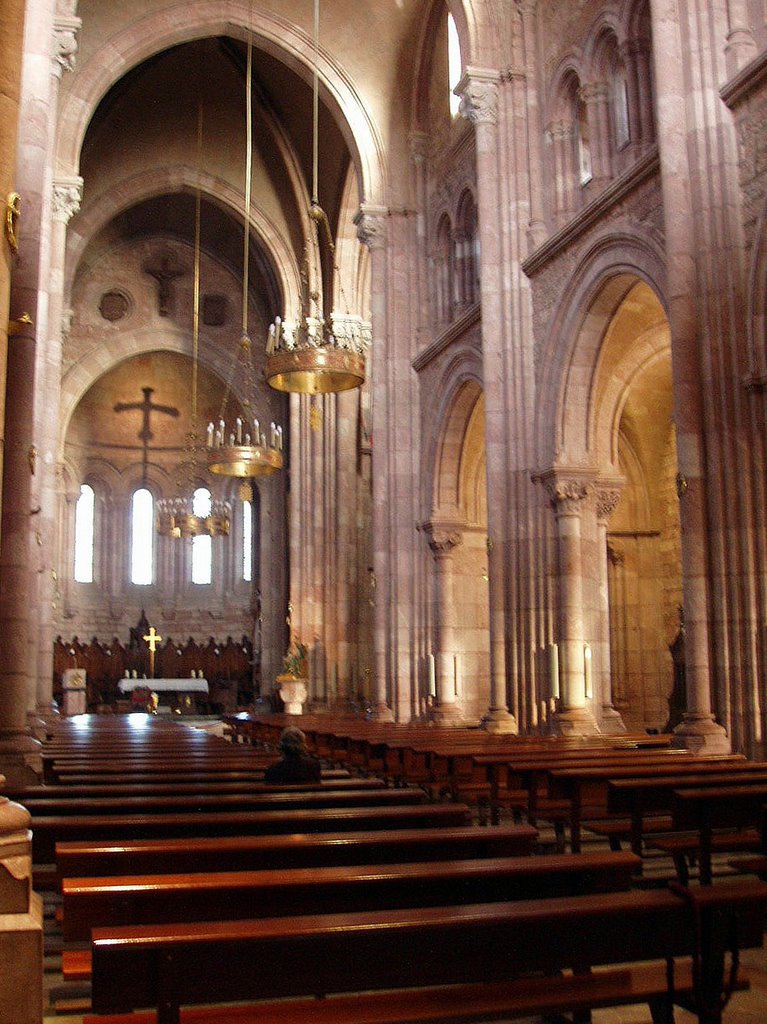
[74,483,95,583]
[192,488,212,585]
[131,488,154,586]
[455,192,479,307]
[612,58,630,150]
[434,214,453,323]
[447,12,462,116]
[242,497,252,582]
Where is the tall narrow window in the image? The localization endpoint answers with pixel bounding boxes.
[192,488,212,585]
[74,483,95,583]
[447,12,461,116]
[131,488,154,586]
[242,498,252,582]
[577,92,592,184]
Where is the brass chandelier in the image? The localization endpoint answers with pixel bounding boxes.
[263,0,368,395]
[207,39,284,478]
[157,104,231,539]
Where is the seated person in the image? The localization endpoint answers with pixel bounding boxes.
[264,726,322,783]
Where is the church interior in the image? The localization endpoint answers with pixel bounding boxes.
[2,0,767,1022]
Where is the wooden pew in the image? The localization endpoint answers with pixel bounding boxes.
[606,769,767,858]
[56,823,538,880]
[8,777,383,800]
[32,802,473,863]
[61,849,640,944]
[651,785,767,884]
[87,880,767,1024]
[23,786,424,817]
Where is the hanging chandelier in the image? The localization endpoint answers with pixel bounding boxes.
[207,39,284,478]
[263,0,368,395]
[157,103,231,539]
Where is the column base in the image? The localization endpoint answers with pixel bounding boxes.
[552,706,601,736]
[368,701,394,723]
[481,707,518,734]
[599,705,627,735]
[0,735,43,786]
[672,713,731,754]
[430,702,466,727]
[0,891,43,1024]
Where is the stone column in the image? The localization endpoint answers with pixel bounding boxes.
[546,120,577,229]
[426,526,465,726]
[0,0,27,521]
[580,82,612,190]
[459,70,517,735]
[649,0,731,753]
[595,484,626,734]
[0,780,42,1024]
[35,175,82,721]
[542,473,600,735]
[355,206,394,722]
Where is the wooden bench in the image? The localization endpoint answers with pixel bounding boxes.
[605,769,767,860]
[8,776,382,800]
[61,849,640,946]
[87,880,767,1024]
[55,823,538,880]
[33,802,473,863]
[24,786,424,818]
[647,786,767,884]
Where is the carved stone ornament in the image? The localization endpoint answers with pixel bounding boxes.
[459,77,499,126]
[427,529,463,558]
[52,14,82,77]
[99,290,130,322]
[543,478,593,515]
[51,177,83,224]
[354,208,388,250]
[596,487,622,522]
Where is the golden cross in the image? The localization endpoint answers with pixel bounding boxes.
[142,625,162,679]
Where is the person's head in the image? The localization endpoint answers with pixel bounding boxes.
[279,726,308,757]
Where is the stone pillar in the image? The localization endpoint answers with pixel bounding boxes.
[649,0,731,754]
[35,176,82,722]
[426,526,465,726]
[621,39,655,156]
[0,0,27,522]
[595,484,626,734]
[355,206,394,722]
[580,82,613,189]
[542,473,600,735]
[546,120,577,228]
[0,779,43,1024]
[458,72,518,733]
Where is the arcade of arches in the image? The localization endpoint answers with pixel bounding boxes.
[1,0,767,786]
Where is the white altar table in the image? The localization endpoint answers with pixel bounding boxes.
[118,677,209,694]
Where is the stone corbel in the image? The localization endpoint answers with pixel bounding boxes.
[354,205,388,251]
[52,177,84,225]
[456,68,501,126]
[52,13,82,78]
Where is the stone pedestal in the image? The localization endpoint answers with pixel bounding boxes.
[673,713,731,754]
[0,779,43,1024]
[552,706,601,737]
[277,675,308,715]
[481,707,518,734]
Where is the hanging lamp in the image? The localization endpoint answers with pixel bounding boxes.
[157,104,231,538]
[263,0,368,395]
[207,39,284,477]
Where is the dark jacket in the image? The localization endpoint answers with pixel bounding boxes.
[263,753,322,783]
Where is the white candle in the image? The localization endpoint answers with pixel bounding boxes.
[584,643,593,700]
[427,654,436,697]
[236,417,242,444]
[549,643,560,699]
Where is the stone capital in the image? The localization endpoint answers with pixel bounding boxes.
[354,206,388,250]
[534,469,595,516]
[52,177,83,224]
[579,81,609,104]
[52,14,82,78]
[425,526,463,559]
[595,481,623,523]
[457,69,500,126]
[547,120,575,143]
[409,131,429,166]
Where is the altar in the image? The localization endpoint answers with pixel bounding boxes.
[118,678,209,694]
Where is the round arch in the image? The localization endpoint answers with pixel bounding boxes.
[55,1,387,205]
